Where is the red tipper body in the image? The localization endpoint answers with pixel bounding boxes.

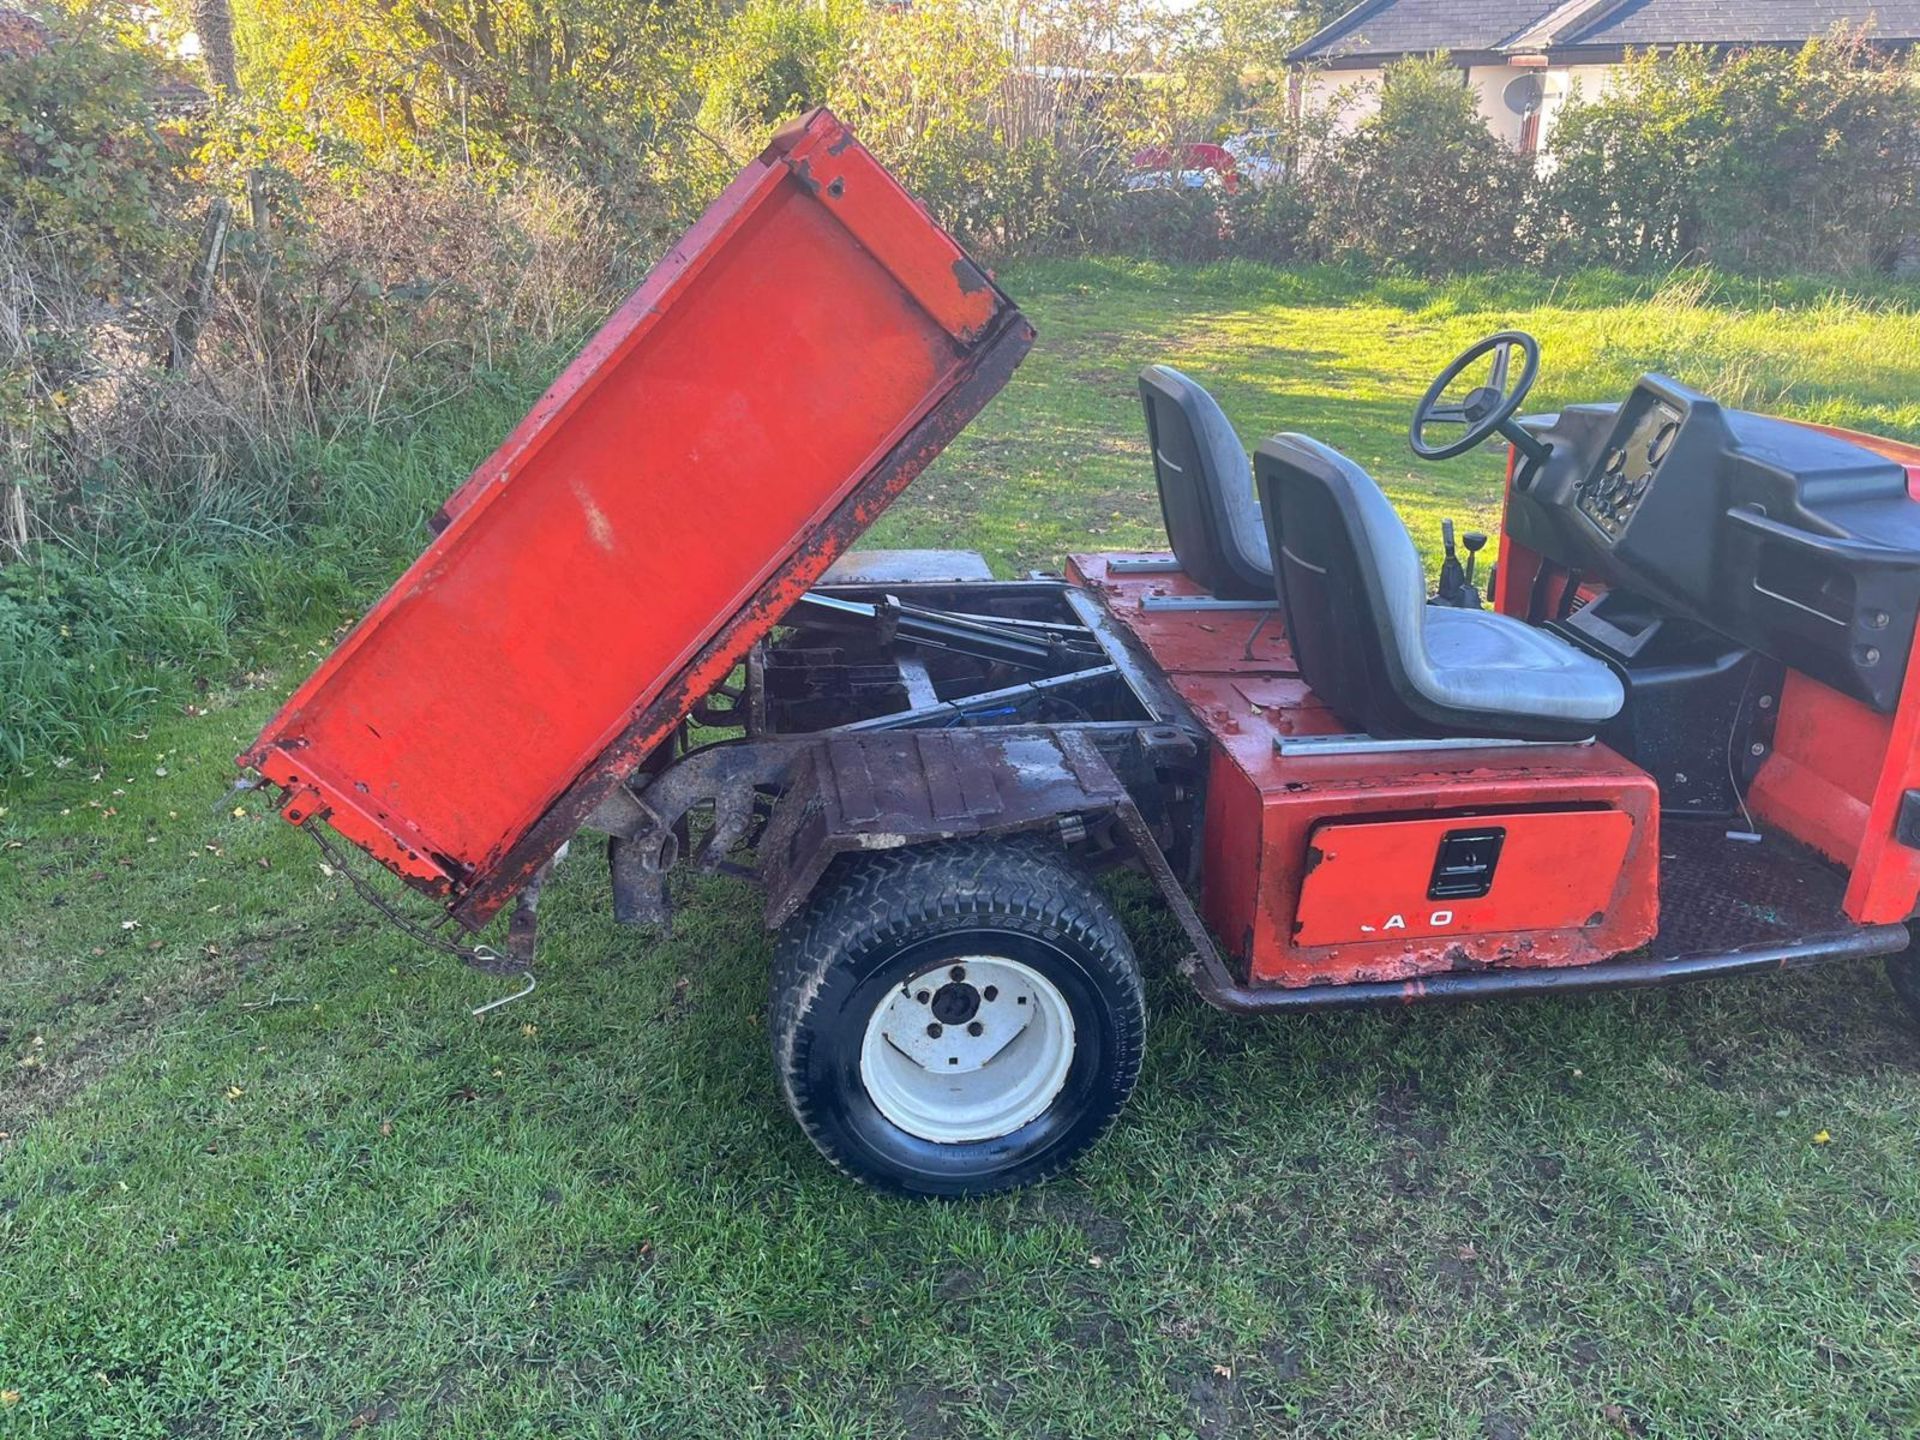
[240,109,1034,928]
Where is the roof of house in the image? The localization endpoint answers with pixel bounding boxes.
[1563,0,1920,46]
[1290,0,1920,63]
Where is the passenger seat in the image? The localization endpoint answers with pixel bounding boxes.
[1138,365,1273,600]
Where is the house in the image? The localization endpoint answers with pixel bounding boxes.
[1288,0,1920,153]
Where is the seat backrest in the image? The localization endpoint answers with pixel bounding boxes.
[1254,433,1432,736]
[1138,366,1272,600]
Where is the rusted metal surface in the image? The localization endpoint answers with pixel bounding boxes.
[1075,551,1662,987]
[1292,809,1637,948]
[755,728,1134,928]
[239,109,1032,929]
[1185,818,1909,1011]
[602,739,808,928]
[1066,553,1299,677]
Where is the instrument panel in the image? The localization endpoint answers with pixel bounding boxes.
[1505,374,1920,714]
[1577,397,1681,538]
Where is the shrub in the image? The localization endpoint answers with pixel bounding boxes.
[1094,185,1229,261]
[50,157,619,543]
[1534,30,1920,271]
[831,0,1124,257]
[0,2,190,553]
[1302,55,1529,274]
[699,0,854,130]
[1224,179,1314,263]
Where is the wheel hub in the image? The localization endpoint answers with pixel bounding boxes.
[859,955,1076,1143]
[930,978,981,1026]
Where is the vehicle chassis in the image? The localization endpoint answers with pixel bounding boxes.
[573,559,1907,1016]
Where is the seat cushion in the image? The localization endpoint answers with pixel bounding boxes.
[1257,431,1625,741]
[1418,607,1625,725]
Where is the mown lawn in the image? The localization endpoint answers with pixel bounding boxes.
[3,260,1920,1439]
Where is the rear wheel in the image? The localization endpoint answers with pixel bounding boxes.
[769,836,1145,1197]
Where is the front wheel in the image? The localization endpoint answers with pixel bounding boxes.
[769,836,1146,1197]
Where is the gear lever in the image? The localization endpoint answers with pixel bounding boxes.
[1431,522,1487,609]
[1461,531,1487,587]
[1435,519,1465,600]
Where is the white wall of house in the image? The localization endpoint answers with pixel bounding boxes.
[1298,59,1626,160]
[1299,67,1389,132]
[1466,63,1537,147]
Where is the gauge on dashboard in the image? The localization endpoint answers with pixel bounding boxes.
[1580,400,1682,540]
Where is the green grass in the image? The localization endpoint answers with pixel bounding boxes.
[4,259,1920,1438]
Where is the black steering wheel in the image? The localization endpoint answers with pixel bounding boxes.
[1409,331,1546,463]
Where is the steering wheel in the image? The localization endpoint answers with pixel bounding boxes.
[1409,331,1545,463]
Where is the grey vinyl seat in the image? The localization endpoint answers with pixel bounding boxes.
[1139,365,1273,599]
[1254,432,1624,743]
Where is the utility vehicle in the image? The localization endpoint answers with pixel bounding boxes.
[242,111,1920,1196]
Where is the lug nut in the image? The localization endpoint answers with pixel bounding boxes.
[982,986,998,1001]
[926,1022,943,1038]
[915,990,930,1003]
[949,966,966,982]
[967,1021,984,1037]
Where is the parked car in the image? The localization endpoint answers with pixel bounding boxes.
[1223,129,1287,186]
[1126,142,1239,194]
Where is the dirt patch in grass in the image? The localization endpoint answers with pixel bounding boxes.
[0,924,310,1141]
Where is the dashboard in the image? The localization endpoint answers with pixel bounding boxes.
[1577,394,1682,539]
[1504,374,1920,713]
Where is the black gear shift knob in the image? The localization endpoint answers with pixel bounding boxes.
[1462,531,1488,554]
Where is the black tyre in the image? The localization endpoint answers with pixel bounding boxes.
[769,835,1146,1197]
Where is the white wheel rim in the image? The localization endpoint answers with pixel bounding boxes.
[859,955,1076,1144]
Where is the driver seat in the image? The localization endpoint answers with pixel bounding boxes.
[1255,433,1624,743]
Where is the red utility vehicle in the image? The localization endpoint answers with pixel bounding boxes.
[243,111,1920,1196]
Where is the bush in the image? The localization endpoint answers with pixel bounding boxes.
[1301,55,1529,273]
[0,2,190,553]
[1534,30,1920,271]
[1093,186,1230,261]
[831,0,1125,257]
[699,0,854,130]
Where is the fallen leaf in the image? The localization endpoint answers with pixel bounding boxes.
[225,1086,244,1101]
[1813,1130,1831,1145]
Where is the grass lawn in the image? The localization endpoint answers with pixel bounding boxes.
[4,259,1920,1439]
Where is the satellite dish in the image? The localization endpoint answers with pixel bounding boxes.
[1503,74,1544,116]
